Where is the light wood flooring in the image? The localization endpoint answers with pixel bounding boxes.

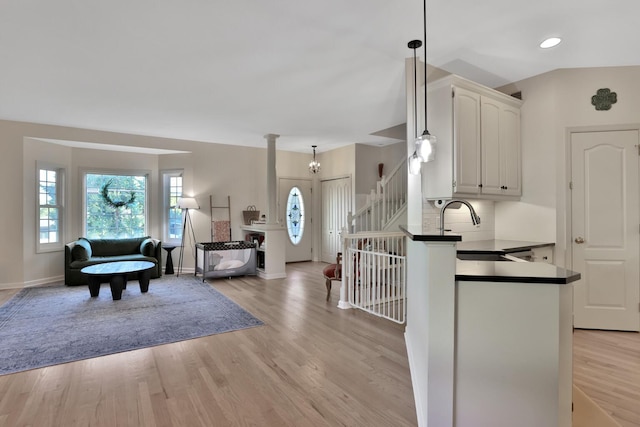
[0,262,638,426]
[0,262,416,427]
[573,329,640,427]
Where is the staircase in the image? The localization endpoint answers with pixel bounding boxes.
[348,158,407,233]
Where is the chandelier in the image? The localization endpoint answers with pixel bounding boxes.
[309,145,321,174]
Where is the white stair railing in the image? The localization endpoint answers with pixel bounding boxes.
[340,231,407,324]
[349,158,407,233]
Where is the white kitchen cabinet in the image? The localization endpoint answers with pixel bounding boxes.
[422,74,522,200]
[453,86,481,194]
[480,98,521,197]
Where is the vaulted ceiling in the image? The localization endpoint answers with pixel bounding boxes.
[1,0,638,153]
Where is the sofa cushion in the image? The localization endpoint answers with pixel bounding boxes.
[71,239,92,261]
[88,237,147,256]
[140,238,155,257]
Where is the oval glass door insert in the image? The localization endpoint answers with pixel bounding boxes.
[286,186,305,245]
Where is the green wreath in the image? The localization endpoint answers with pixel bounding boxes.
[100,179,136,209]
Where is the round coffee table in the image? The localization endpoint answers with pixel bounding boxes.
[81,261,155,300]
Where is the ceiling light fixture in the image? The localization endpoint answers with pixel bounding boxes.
[309,145,321,174]
[416,0,436,163]
[540,37,562,49]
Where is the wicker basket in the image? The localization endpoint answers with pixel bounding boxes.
[242,205,260,225]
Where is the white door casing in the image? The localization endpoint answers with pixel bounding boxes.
[278,178,312,263]
[571,129,640,331]
[321,177,351,263]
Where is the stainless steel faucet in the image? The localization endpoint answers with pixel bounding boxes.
[439,199,481,233]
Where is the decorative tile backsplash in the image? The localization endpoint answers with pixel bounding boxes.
[422,199,495,241]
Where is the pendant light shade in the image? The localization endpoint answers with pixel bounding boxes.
[309,145,321,174]
[408,0,436,176]
[408,151,422,175]
[417,130,436,162]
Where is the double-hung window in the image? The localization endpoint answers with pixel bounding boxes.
[162,170,183,245]
[37,163,65,252]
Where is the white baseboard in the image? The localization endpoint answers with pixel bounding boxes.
[257,271,286,279]
[337,300,352,309]
[0,275,64,290]
[405,330,425,427]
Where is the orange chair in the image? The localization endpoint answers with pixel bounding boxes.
[322,252,342,300]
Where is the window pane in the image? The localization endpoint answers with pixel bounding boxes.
[167,175,183,240]
[286,186,305,245]
[85,173,147,239]
[38,168,61,245]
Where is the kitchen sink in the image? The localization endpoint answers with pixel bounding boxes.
[456,253,512,262]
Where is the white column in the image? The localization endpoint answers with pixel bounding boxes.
[264,133,279,225]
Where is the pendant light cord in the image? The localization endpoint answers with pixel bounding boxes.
[423,0,428,131]
[413,47,418,140]
[408,40,422,140]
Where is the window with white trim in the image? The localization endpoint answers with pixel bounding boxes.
[83,172,148,238]
[37,164,65,252]
[162,170,183,245]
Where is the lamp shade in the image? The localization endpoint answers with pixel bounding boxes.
[177,197,199,210]
[416,131,437,162]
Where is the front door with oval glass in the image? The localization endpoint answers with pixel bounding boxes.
[279,178,312,262]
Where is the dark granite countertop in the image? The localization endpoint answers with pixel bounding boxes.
[400,228,576,284]
[399,225,462,242]
[456,239,555,254]
[455,259,579,285]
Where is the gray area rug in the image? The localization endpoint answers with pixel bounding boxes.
[0,275,263,376]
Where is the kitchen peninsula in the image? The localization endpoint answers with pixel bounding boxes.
[401,225,580,427]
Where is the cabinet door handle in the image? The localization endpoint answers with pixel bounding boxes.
[478,184,483,188]
[575,237,585,244]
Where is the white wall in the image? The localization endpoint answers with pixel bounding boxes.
[22,139,72,286]
[1,118,366,287]
[354,141,406,209]
[0,121,269,286]
[495,65,640,266]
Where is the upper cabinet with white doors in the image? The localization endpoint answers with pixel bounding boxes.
[421,74,523,200]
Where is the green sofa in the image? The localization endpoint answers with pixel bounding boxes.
[65,237,162,286]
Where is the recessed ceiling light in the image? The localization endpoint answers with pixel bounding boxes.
[540,37,562,49]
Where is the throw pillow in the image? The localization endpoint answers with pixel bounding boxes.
[140,238,155,257]
[71,239,92,261]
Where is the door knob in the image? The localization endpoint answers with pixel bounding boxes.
[574,237,585,244]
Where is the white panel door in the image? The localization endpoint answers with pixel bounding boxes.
[321,177,351,263]
[278,178,312,263]
[571,129,640,331]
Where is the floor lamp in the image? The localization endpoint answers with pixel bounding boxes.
[176,197,199,276]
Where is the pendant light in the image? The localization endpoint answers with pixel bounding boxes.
[408,39,423,176]
[416,0,436,163]
[309,145,321,174]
